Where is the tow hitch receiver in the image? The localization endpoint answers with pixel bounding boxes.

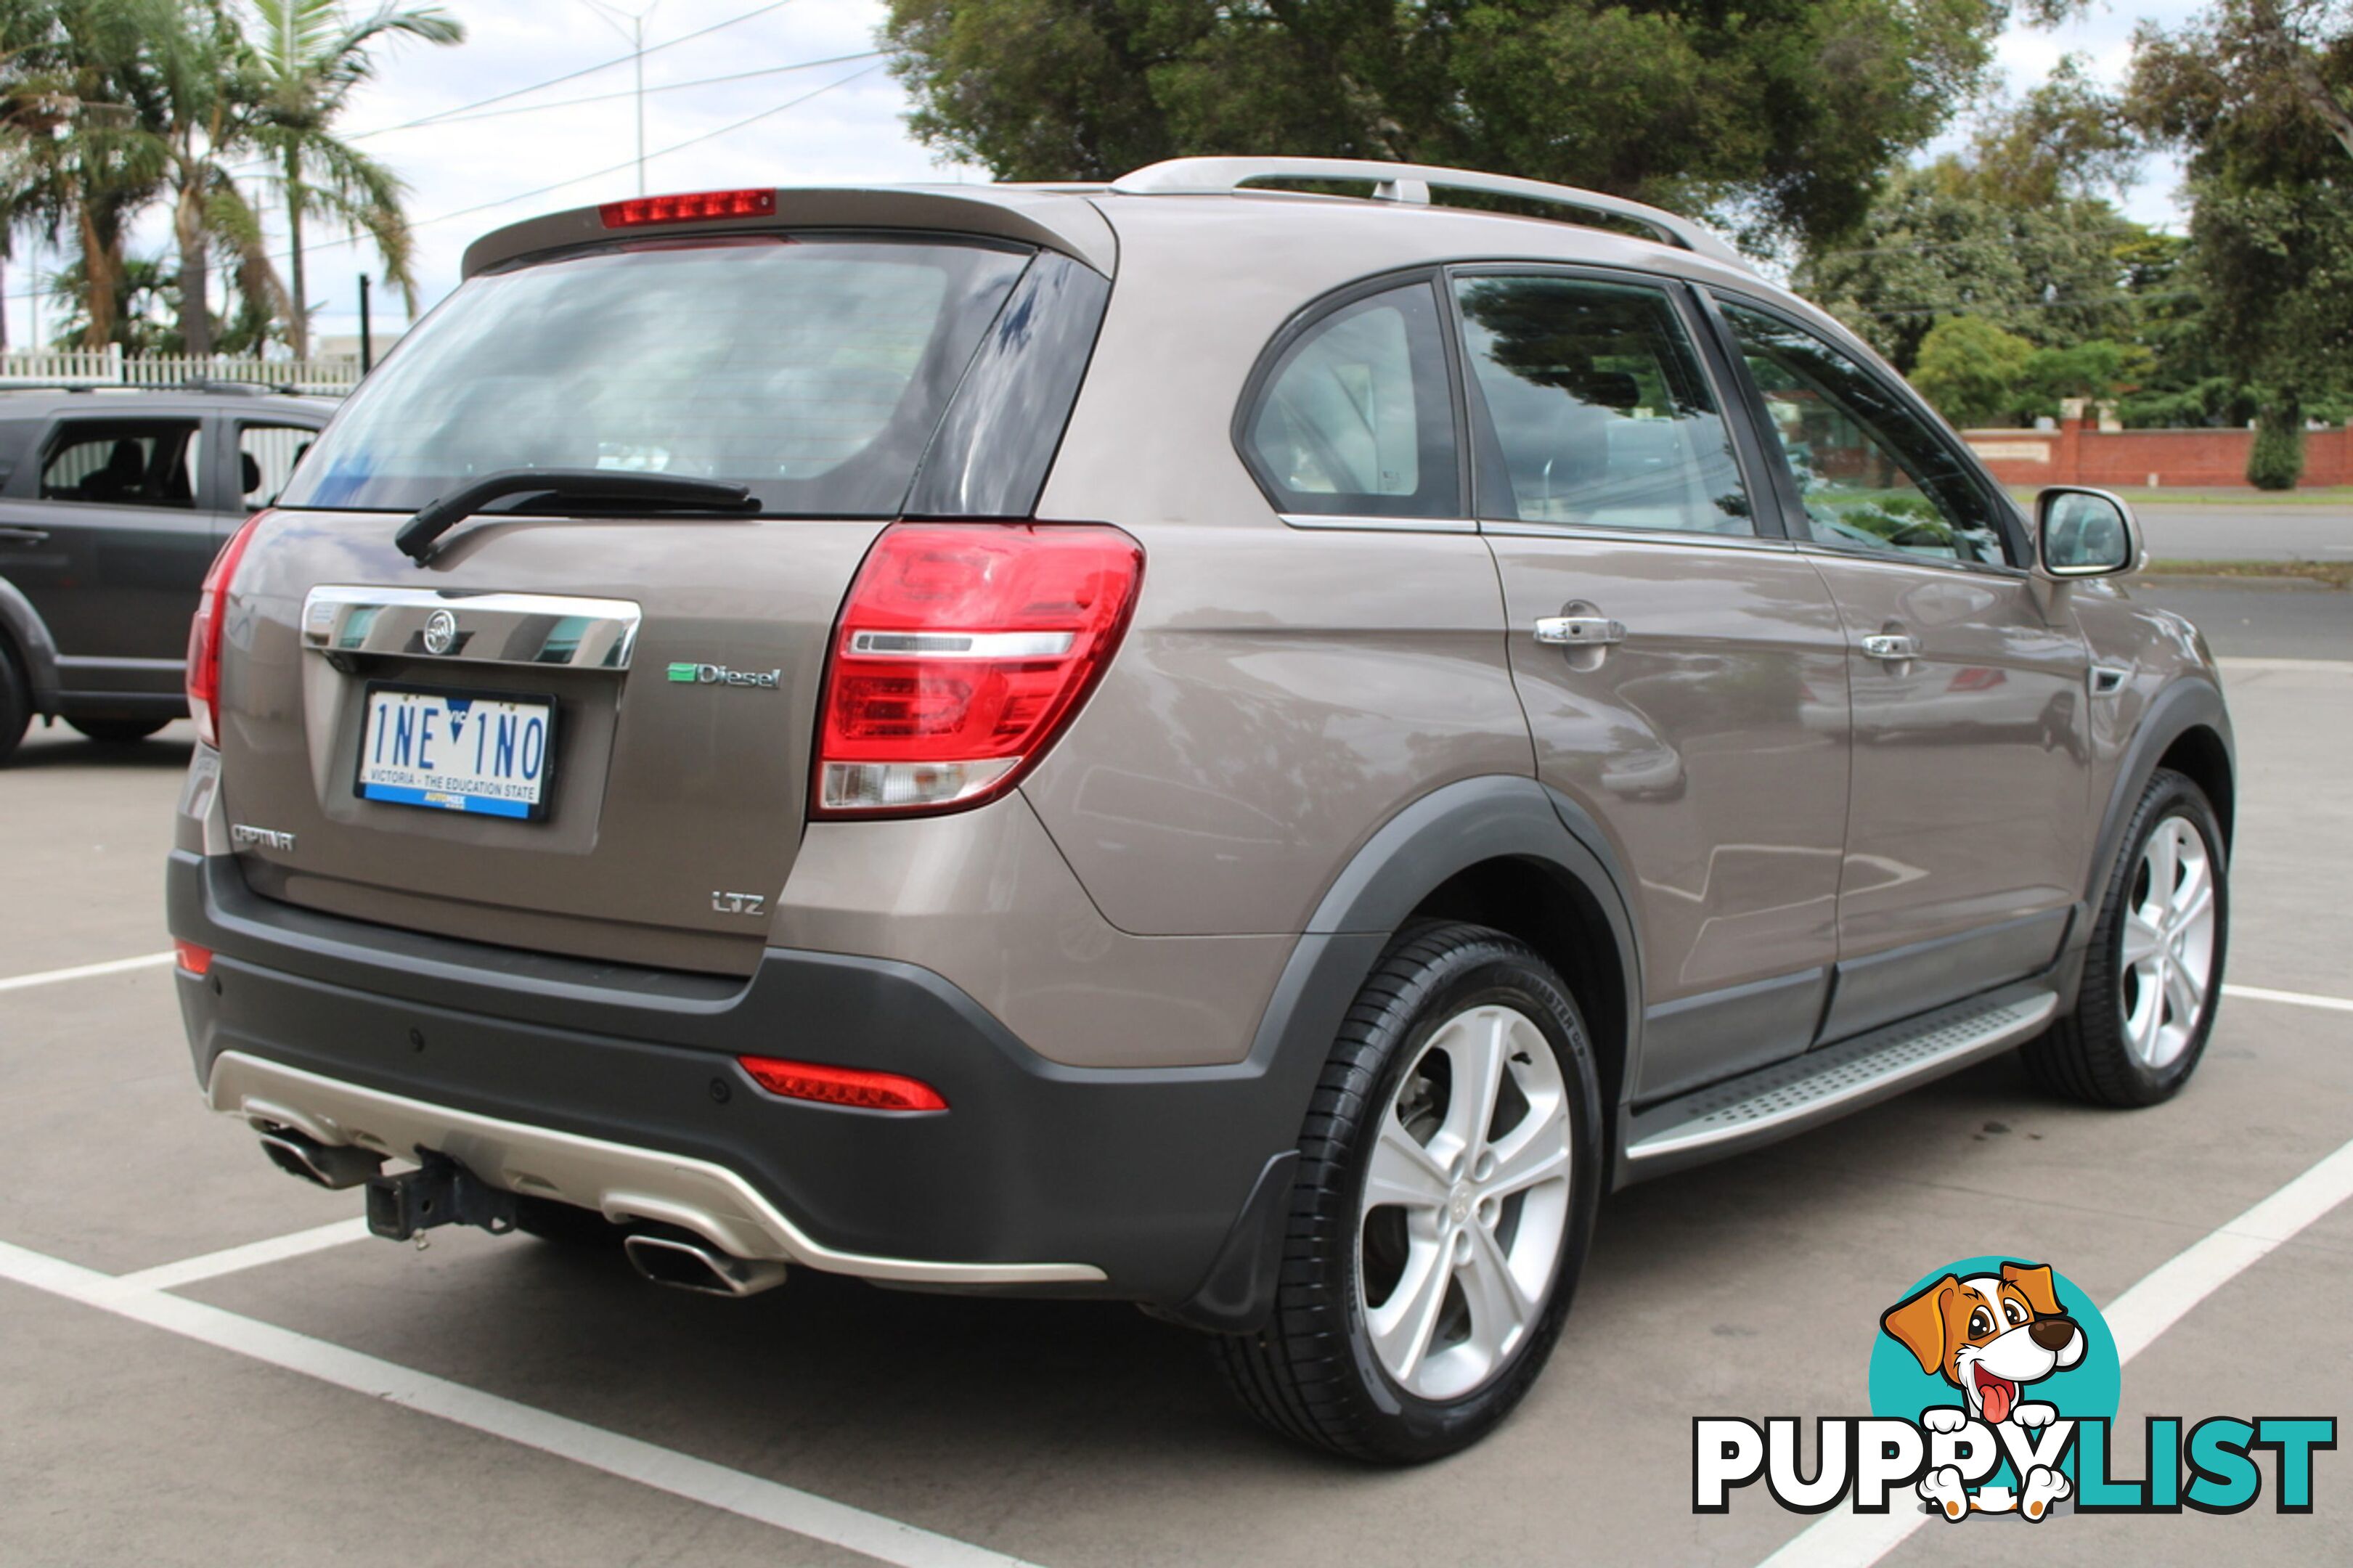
[364,1151,519,1241]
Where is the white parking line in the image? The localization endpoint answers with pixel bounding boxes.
[0,1237,1042,1568]
[110,1219,372,1295]
[1755,1132,2353,1567]
[0,950,174,993]
[2223,982,2353,1015]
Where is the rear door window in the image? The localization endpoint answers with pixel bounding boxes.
[1241,281,1460,518]
[1453,274,1752,535]
[282,237,1034,516]
[40,420,203,508]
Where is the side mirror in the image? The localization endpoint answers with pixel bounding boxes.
[2035,486,2138,578]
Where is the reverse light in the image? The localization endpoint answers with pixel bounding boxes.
[186,513,266,749]
[599,188,776,227]
[174,941,213,976]
[737,1055,947,1112]
[813,523,1143,817]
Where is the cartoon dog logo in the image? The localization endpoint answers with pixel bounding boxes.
[1880,1262,2087,1520]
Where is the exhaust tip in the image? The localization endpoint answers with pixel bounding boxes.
[623,1233,786,1298]
[258,1127,384,1191]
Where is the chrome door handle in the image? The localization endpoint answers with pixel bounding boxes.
[0,526,48,544]
[1534,615,1626,647]
[1861,634,1920,661]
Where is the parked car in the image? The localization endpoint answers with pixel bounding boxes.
[166,161,2233,1462]
[0,384,331,761]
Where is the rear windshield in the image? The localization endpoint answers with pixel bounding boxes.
[282,236,1032,515]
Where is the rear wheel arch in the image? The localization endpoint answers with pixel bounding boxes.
[1293,775,1642,1124]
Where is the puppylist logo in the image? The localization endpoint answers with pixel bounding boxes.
[1695,1257,2336,1522]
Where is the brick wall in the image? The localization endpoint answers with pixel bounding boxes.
[1962,415,2352,489]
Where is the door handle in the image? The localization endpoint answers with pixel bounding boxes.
[0,526,48,544]
[1861,634,1920,661]
[1534,615,1626,648]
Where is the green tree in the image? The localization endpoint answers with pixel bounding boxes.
[884,0,2087,253]
[2132,0,2353,480]
[247,0,462,359]
[0,0,167,346]
[1796,164,2140,372]
[142,0,287,356]
[1911,315,2034,426]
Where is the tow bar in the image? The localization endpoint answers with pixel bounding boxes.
[364,1151,518,1241]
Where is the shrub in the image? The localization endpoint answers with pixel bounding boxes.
[1912,317,2035,427]
[2247,400,2304,491]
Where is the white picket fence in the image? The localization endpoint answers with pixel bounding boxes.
[0,344,359,395]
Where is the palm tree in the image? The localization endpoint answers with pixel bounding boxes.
[247,0,461,359]
[144,0,286,356]
[0,0,169,348]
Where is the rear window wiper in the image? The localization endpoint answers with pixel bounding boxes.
[395,468,758,563]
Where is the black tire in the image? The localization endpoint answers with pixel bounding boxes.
[68,716,170,745]
[1215,922,1603,1463]
[0,640,26,767]
[2023,768,2229,1106]
[512,1193,627,1250]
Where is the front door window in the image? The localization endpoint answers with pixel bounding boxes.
[1721,303,2011,567]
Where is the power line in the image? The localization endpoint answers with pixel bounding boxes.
[3,60,886,313]
[346,0,802,140]
[330,51,882,132]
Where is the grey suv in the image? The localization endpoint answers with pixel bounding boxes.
[166,160,2232,1461]
[0,385,330,761]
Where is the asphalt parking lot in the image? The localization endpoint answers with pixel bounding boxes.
[4,651,2349,1566]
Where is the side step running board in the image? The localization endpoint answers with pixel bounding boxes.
[1622,984,2060,1179]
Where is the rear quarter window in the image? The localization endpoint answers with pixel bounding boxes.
[1240,280,1461,519]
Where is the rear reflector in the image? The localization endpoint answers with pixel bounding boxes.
[599,189,776,227]
[186,513,266,749]
[174,941,213,976]
[737,1055,947,1112]
[814,523,1143,816]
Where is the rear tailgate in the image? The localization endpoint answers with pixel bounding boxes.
[219,512,881,974]
[206,207,1110,975]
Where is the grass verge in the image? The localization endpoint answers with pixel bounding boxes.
[2144,558,2353,589]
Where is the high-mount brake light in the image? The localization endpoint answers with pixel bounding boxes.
[737,1055,947,1112]
[598,188,776,228]
[186,513,266,750]
[814,522,1143,817]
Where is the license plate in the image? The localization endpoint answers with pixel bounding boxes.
[355,685,558,820]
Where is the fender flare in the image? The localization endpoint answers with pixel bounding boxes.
[2082,677,2235,931]
[0,575,61,709]
[1175,775,1644,1330]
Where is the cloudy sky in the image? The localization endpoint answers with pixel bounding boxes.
[7,0,2207,353]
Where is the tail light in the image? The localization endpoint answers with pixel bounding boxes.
[174,941,213,976]
[814,522,1143,817]
[186,513,266,749]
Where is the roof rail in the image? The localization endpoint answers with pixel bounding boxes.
[1109,157,1748,270]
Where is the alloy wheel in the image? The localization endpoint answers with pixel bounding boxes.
[2118,814,2218,1069]
[1357,1004,1574,1401]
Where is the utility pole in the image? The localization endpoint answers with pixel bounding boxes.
[579,1,661,195]
[359,274,373,374]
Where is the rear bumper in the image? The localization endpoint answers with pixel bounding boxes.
[168,850,1341,1308]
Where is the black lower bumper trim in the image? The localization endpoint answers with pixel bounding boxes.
[169,851,1343,1306]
